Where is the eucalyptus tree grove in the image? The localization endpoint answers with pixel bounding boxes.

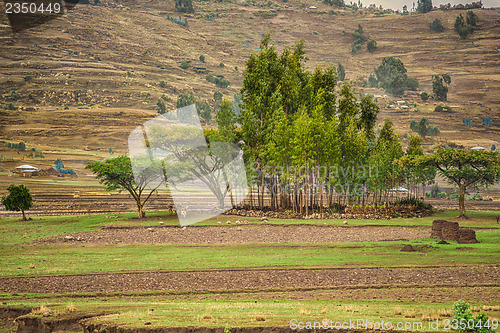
[217,34,421,213]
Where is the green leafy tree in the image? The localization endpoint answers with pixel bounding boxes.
[432,74,450,101]
[176,92,196,109]
[213,90,223,102]
[197,100,211,123]
[420,92,429,101]
[215,99,237,142]
[466,10,478,26]
[455,14,473,38]
[402,149,500,218]
[54,158,64,171]
[86,156,164,218]
[337,63,346,81]
[367,39,377,53]
[430,18,444,32]
[1,184,33,221]
[180,61,190,69]
[410,117,439,139]
[416,0,432,13]
[352,24,366,45]
[157,99,166,114]
[175,0,194,13]
[374,57,417,96]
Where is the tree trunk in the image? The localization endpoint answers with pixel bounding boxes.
[137,203,145,218]
[21,209,26,221]
[458,183,468,219]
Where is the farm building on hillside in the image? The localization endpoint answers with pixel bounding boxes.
[471,146,485,151]
[43,167,62,176]
[15,164,39,177]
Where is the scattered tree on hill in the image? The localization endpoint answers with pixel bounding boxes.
[323,0,344,6]
[367,39,377,53]
[86,155,164,218]
[199,55,205,62]
[402,149,500,218]
[430,18,444,32]
[416,0,432,13]
[373,57,418,96]
[432,74,450,101]
[420,92,429,101]
[337,63,345,81]
[368,73,378,87]
[454,14,473,38]
[410,117,440,138]
[175,0,194,13]
[55,158,64,171]
[176,92,196,109]
[213,90,223,102]
[1,184,33,221]
[352,24,366,53]
[462,117,472,127]
[180,60,190,69]
[482,117,492,127]
[197,100,211,123]
[466,10,478,26]
[402,5,409,14]
[157,99,166,114]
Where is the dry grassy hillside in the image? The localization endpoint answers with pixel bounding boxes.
[0,0,499,154]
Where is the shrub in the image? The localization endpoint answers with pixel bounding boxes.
[367,39,377,53]
[7,103,16,110]
[368,73,378,87]
[420,92,429,101]
[462,117,472,127]
[482,117,492,126]
[434,105,443,112]
[199,55,205,62]
[491,144,496,151]
[159,80,166,88]
[157,99,166,114]
[406,77,419,91]
[352,24,366,45]
[213,90,223,101]
[466,10,478,26]
[219,62,224,68]
[452,300,493,333]
[180,61,190,69]
[430,18,444,32]
[10,90,18,101]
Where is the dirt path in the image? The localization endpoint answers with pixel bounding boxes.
[36,225,431,245]
[0,267,498,294]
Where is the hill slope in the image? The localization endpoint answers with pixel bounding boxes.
[0,1,499,153]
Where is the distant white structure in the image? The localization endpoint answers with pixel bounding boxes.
[401,105,409,110]
[389,186,409,192]
[397,100,406,105]
[471,146,485,151]
[15,165,39,177]
[308,6,317,9]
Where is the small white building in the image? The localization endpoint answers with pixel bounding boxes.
[397,100,406,105]
[401,105,409,110]
[308,6,318,9]
[15,165,39,177]
[471,146,485,151]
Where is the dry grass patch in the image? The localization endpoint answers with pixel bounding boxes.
[255,314,266,322]
[66,303,76,312]
[394,307,402,315]
[31,305,50,315]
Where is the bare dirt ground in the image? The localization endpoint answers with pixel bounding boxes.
[35,225,431,245]
[0,267,497,295]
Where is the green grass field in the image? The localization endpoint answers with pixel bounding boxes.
[0,210,499,331]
